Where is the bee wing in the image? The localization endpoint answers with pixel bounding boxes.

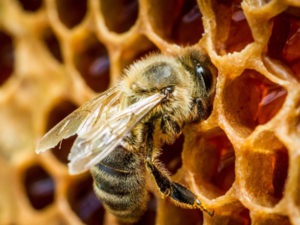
[68,92,165,174]
[36,87,120,153]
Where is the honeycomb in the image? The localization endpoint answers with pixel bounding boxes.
[0,0,300,224]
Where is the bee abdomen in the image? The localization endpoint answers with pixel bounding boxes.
[91,146,148,223]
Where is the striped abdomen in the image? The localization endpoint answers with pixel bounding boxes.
[91,146,148,223]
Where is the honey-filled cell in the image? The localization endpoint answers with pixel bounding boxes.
[213,0,253,53]
[222,70,287,135]
[170,0,204,45]
[251,213,291,225]
[145,0,203,45]
[268,10,300,80]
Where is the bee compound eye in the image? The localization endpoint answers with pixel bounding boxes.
[195,64,212,92]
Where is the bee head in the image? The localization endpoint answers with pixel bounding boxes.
[178,50,217,121]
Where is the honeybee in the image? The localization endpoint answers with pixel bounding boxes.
[36,48,217,223]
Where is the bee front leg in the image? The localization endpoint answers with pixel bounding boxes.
[145,154,213,216]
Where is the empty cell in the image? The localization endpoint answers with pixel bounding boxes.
[159,134,184,174]
[17,0,43,12]
[223,70,287,134]
[67,176,104,225]
[46,101,77,164]
[23,165,55,210]
[0,31,14,85]
[213,0,253,53]
[56,0,87,29]
[74,36,110,93]
[186,129,235,196]
[170,0,204,45]
[136,194,157,225]
[208,207,250,225]
[157,198,203,225]
[251,213,291,225]
[145,0,186,41]
[50,135,77,165]
[207,134,235,193]
[42,28,63,63]
[100,0,139,33]
[120,39,159,72]
[239,146,289,207]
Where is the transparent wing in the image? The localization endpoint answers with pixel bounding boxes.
[68,92,165,174]
[36,87,120,153]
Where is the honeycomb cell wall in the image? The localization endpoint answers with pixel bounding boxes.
[0,0,300,225]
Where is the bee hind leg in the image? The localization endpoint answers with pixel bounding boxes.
[145,157,213,216]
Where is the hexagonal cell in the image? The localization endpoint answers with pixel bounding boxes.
[56,0,87,29]
[282,15,300,80]
[267,13,290,61]
[238,140,289,207]
[74,35,110,93]
[291,152,300,210]
[206,133,235,194]
[46,100,77,164]
[222,70,287,135]
[208,206,250,225]
[170,0,204,45]
[99,0,139,33]
[146,0,203,45]
[251,213,291,225]
[157,198,203,225]
[268,10,300,80]
[0,31,14,85]
[185,128,235,197]
[213,0,253,53]
[50,135,77,165]
[159,134,184,174]
[120,37,159,71]
[67,175,105,225]
[17,0,43,12]
[42,28,63,63]
[136,194,157,225]
[23,165,55,210]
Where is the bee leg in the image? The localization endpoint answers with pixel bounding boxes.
[160,114,181,134]
[145,156,213,216]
